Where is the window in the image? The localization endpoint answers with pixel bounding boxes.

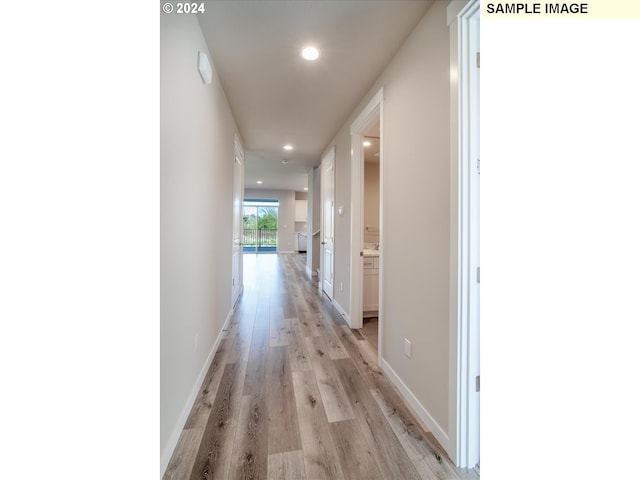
[243,200,279,253]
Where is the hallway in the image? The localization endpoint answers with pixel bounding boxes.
[164,253,475,480]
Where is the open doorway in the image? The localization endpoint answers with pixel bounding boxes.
[349,88,383,352]
[242,199,279,253]
[361,123,381,351]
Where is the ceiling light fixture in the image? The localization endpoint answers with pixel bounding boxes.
[304,187,308,191]
[282,159,289,164]
[283,144,293,150]
[301,46,320,61]
[363,141,371,147]
[257,180,263,184]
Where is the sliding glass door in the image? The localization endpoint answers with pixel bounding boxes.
[243,200,278,253]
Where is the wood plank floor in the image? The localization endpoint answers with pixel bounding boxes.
[164,253,478,480]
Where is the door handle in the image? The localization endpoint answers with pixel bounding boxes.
[321,241,326,245]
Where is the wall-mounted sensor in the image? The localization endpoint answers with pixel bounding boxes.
[338,205,344,215]
[198,51,212,85]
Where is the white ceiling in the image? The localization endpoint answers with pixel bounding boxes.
[197,0,432,191]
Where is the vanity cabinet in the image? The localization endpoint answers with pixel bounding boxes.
[363,256,379,316]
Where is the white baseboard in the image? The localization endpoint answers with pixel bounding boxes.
[379,357,451,458]
[278,250,295,254]
[332,299,351,326]
[160,308,233,477]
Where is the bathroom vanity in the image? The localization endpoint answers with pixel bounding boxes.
[363,248,379,317]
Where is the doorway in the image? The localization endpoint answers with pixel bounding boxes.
[349,88,383,341]
[242,200,279,253]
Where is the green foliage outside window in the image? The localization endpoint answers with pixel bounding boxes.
[243,206,278,247]
[257,207,277,230]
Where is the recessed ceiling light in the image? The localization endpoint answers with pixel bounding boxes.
[283,144,293,150]
[363,141,371,147]
[257,180,263,184]
[301,46,320,61]
[282,159,289,164]
[304,187,308,191]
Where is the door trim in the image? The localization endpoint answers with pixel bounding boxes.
[232,133,244,308]
[448,0,480,469]
[349,87,383,332]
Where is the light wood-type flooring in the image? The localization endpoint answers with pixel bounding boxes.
[164,253,477,480]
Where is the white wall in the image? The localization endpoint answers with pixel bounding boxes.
[160,12,239,471]
[244,189,296,253]
[321,0,453,440]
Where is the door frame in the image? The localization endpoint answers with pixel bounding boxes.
[232,134,244,308]
[349,87,383,332]
[448,0,480,469]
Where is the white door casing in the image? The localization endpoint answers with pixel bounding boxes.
[321,147,335,299]
[232,134,244,308]
[448,0,480,469]
[349,88,383,332]
[468,8,480,470]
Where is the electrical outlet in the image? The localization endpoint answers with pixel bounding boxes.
[404,338,411,358]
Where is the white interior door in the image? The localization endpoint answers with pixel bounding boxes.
[232,136,244,307]
[321,148,335,299]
